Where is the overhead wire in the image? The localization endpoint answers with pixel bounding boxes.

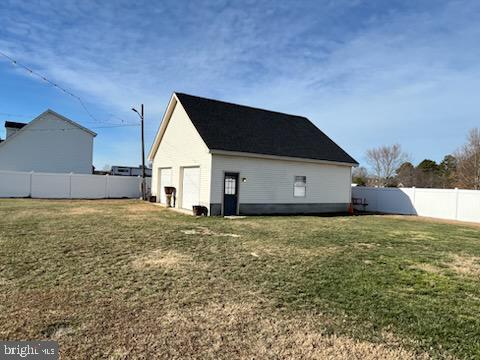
[0,50,137,127]
[0,112,34,118]
[13,124,140,132]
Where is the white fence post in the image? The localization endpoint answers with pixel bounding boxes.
[454,187,459,220]
[412,186,416,208]
[105,174,110,199]
[69,173,73,199]
[29,171,34,198]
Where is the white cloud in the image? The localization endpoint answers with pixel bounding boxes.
[1,0,479,168]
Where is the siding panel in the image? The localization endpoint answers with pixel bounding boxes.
[211,154,351,205]
[0,112,93,174]
[151,101,211,209]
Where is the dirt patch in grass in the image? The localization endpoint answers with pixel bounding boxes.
[41,321,75,339]
[125,202,160,213]
[152,300,428,360]
[413,254,480,277]
[388,230,435,240]
[412,263,444,274]
[409,231,436,240]
[68,207,102,215]
[448,254,480,277]
[251,242,343,259]
[124,202,166,219]
[181,227,241,238]
[131,249,193,269]
[354,242,379,249]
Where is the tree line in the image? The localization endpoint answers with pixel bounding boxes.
[353,128,480,190]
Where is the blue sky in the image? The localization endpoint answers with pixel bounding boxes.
[1,0,479,170]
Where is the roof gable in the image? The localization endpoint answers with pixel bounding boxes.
[0,109,96,149]
[41,109,97,136]
[175,93,358,165]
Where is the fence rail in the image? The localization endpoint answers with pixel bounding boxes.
[352,186,480,223]
[0,170,150,199]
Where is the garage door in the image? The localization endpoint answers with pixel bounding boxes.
[182,167,200,210]
[159,168,172,204]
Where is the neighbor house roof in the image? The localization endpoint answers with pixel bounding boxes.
[174,93,358,165]
[0,109,96,149]
[5,121,27,129]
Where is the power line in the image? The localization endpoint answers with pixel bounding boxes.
[0,110,135,126]
[0,112,34,118]
[0,50,136,126]
[6,124,140,132]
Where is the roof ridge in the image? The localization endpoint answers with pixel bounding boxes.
[168,91,358,165]
[175,92,308,120]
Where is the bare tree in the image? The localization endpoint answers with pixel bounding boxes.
[455,128,480,189]
[366,144,407,187]
[352,166,368,186]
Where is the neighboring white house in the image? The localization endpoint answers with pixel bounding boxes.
[148,93,358,216]
[0,109,96,174]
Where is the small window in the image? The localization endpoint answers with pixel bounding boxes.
[294,176,306,197]
[224,176,237,195]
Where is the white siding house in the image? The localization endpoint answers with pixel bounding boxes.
[150,97,212,210]
[0,110,96,174]
[149,93,357,215]
[210,154,352,214]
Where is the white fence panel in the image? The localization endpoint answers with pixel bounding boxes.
[352,187,416,214]
[457,190,480,223]
[352,186,480,223]
[378,188,415,214]
[353,187,377,211]
[32,173,70,198]
[108,176,141,198]
[0,170,145,199]
[0,170,31,197]
[71,174,107,199]
[414,189,457,220]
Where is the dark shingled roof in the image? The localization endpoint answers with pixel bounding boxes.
[176,93,357,165]
[5,121,27,129]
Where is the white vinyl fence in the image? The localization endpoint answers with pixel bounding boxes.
[352,186,480,223]
[0,170,151,199]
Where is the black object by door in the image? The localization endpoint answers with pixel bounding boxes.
[223,173,239,216]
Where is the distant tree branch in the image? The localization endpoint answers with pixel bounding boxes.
[365,144,407,186]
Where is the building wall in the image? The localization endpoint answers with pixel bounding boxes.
[0,112,94,174]
[210,154,352,215]
[6,127,21,138]
[151,100,212,209]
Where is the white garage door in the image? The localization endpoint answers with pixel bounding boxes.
[159,168,172,204]
[182,167,200,210]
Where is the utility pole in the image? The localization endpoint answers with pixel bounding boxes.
[132,104,147,200]
[141,104,146,200]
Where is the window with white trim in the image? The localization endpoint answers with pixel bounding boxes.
[294,176,306,197]
[224,176,237,195]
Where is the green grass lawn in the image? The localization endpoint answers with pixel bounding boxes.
[1,199,479,359]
